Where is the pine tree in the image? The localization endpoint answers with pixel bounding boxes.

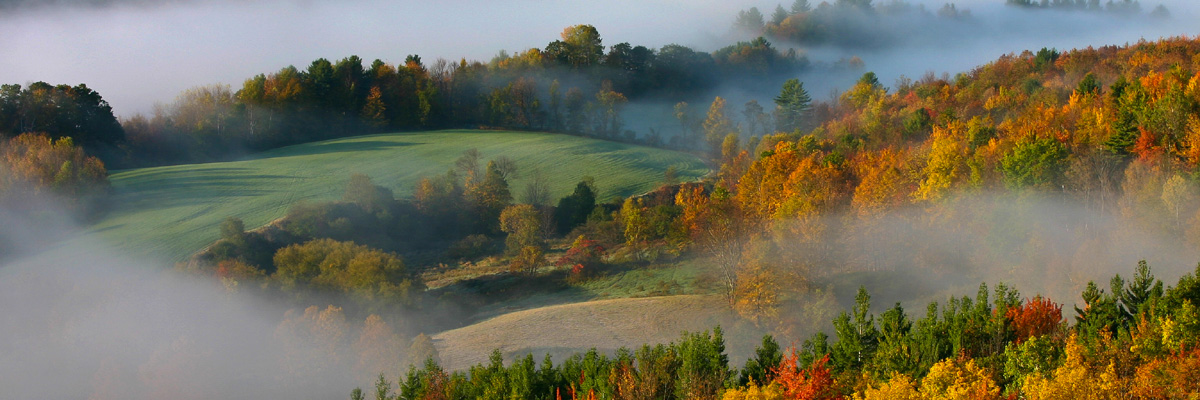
[773,79,812,133]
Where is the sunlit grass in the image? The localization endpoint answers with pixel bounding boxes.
[86,130,708,263]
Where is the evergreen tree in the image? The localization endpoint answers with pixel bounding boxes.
[740,334,783,385]
[773,78,812,133]
[791,0,811,13]
[772,4,790,24]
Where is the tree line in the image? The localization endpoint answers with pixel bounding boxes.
[351,261,1200,399]
[121,24,811,166]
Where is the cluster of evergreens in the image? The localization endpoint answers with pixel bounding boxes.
[351,261,1200,399]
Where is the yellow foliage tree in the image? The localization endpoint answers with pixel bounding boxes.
[852,373,920,400]
[1021,334,1125,400]
[919,357,1000,400]
[914,123,967,202]
[720,381,785,400]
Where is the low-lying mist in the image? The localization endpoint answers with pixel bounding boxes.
[773,192,1200,315]
[0,203,408,399]
[4,188,1197,398]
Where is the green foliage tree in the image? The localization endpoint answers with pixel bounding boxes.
[1075,73,1101,96]
[554,180,597,235]
[560,25,604,68]
[676,327,730,400]
[771,4,790,25]
[219,216,247,244]
[343,173,394,214]
[831,287,879,372]
[791,0,811,13]
[1000,136,1069,190]
[740,334,783,385]
[773,78,812,133]
[407,333,441,368]
[735,7,766,33]
[871,303,917,378]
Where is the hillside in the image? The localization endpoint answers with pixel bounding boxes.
[84,130,707,263]
[432,295,759,371]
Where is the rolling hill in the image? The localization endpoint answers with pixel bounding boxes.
[83,130,708,263]
[431,295,762,371]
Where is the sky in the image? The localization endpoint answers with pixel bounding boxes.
[0,0,1196,116]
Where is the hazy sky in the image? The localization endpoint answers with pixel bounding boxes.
[0,0,1195,116]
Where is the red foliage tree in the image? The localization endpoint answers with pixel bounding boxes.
[772,351,841,400]
[1006,295,1064,343]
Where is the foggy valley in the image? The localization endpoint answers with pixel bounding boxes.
[3,0,1200,399]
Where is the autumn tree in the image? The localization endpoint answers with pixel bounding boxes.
[677,184,752,306]
[595,86,628,137]
[0,82,125,152]
[1006,296,1064,343]
[272,239,419,306]
[468,160,512,234]
[353,314,404,381]
[556,25,604,68]
[0,132,108,213]
[772,351,838,400]
[914,123,967,202]
[703,97,737,157]
[500,204,547,274]
[361,86,387,128]
[274,305,352,379]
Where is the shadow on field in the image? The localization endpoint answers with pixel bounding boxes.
[256,139,415,160]
[429,270,593,327]
[115,168,289,210]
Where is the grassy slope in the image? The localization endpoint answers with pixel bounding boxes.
[431,295,762,371]
[86,130,707,263]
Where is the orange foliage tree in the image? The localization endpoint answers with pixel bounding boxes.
[772,351,840,400]
[0,132,108,210]
[1006,296,1064,343]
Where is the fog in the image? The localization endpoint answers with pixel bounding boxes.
[2,0,1198,117]
[5,0,1200,397]
[0,0,738,116]
[0,202,387,399]
[795,194,1200,311]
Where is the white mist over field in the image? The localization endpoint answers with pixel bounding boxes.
[0,205,369,399]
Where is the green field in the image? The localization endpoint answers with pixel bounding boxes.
[85,130,708,263]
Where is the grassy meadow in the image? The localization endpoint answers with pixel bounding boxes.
[85,130,707,263]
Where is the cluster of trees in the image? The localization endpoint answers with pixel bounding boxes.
[351,261,1200,399]
[553,36,1200,332]
[1005,0,1167,16]
[0,132,108,215]
[0,82,125,160]
[189,148,621,310]
[734,0,1168,51]
[178,33,1200,400]
[122,24,814,166]
[733,0,973,49]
